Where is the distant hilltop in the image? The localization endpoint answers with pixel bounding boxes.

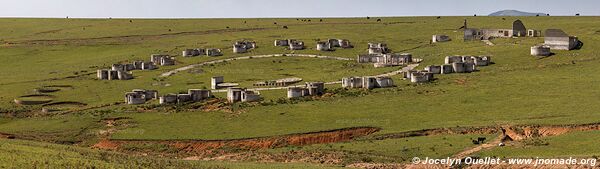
[489,10,547,16]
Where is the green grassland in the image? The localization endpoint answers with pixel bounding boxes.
[268,134,497,163]
[0,139,338,169]
[165,56,398,88]
[477,130,600,158]
[1,16,600,167]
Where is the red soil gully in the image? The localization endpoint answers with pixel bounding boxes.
[502,123,600,141]
[371,123,600,141]
[93,127,381,152]
[93,123,600,152]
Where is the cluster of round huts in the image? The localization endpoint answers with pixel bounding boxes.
[405,56,492,83]
[341,76,394,89]
[114,35,502,107]
[182,48,223,57]
[316,39,353,51]
[274,39,305,50]
[158,89,212,104]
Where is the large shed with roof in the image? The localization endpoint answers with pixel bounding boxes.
[544,29,580,50]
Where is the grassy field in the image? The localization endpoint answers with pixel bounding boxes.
[268,134,498,163]
[0,139,338,169]
[1,16,600,167]
[477,130,600,158]
[166,56,398,88]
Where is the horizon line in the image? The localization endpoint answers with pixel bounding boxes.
[0,15,594,20]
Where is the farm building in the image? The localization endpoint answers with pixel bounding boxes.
[159,94,178,104]
[357,53,413,67]
[464,28,513,40]
[227,88,261,103]
[233,41,257,53]
[544,29,580,50]
[367,43,390,55]
[464,20,535,40]
[274,39,304,50]
[451,62,476,73]
[409,55,492,83]
[357,54,382,63]
[287,82,325,99]
[531,45,552,56]
[97,69,133,80]
[512,20,527,37]
[440,64,453,74]
[342,76,394,89]
[182,48,206,57]
[404,71,434,83]
[254,77,302,87]
[463,28,481,41]
[528,29,542,37]
[112,62,154,72]
[211,76,224,89]
[305,82,325,95]
[206,48,223,56]
[441,56,491,73]
[316,41,333,51]
[444,55,491,66]
[150,54,175,66]
[328,39,341,47]
[111,64,128,72]
[140,61,156,70]
[328,39,353,48]
[124,89,158,105]
[188,89,212,101]
[158,89,211,104]
[339,39,353,48]
[274,39,289,46]
[99,59,162,80]
[211,76,239,89]
[424,65,442,74]
[288,40,305,50]
[287,87,309,99]
[233,44,247,53]
[432,35,451,43]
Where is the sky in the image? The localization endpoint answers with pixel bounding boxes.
[0,0,598,18]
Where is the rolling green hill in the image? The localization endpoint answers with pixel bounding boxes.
[1,16,600,167]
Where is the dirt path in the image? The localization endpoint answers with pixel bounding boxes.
[160,54,354,77]
[375,63,419,77]
[161,54,419,78]
[210,81,343,93]
[452,133,503,159]
[161,53,419,93]
[451,123,600,159]
[346,123,600,168]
